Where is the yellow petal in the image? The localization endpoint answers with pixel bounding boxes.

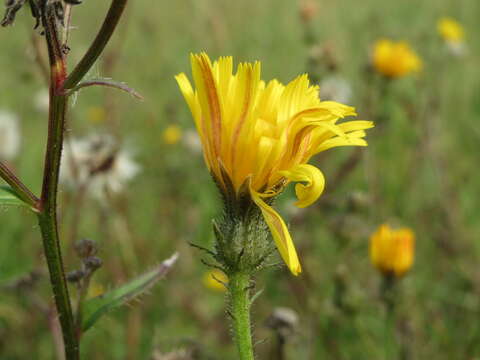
[370,224,391,271]
[175,73,196,112]
[315,136,368,153]
[191,53,223,158]
[317,101,357,118]
[279,74,319,122]
[392,228,415,276]
[338,120,375,132]
[279,164,325,208]
[250,186,302,275]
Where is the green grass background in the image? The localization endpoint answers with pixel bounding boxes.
[0,0,479,358]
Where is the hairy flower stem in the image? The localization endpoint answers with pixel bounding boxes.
[229,272,255,360]
[38,8,79,359]
[35,0,129,357]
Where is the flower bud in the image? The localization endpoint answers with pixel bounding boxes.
[66,269,85,283]
[266,307,299,340]
[299,0,318,23]
[83,256,103,272]
[74,238,97,258]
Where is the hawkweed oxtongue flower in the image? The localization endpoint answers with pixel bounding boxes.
[370,224,415,277]
[162,124,183,145]
[370,224,415,358]
[176,53,373,276]
[372,39,422,78]
[437,17,467,57]
[437,17,465,44]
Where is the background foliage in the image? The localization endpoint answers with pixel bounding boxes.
[0,0,479,358]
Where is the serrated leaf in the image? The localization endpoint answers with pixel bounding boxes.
[82,252,178,332]
[0,186,30,208]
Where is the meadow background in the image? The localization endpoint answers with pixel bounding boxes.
[0,0,479,359]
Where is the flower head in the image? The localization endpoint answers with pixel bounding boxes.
[319,75,352,104]
[162,124,183,145]
[182,129,203,154]
[87,281,105,299]
[34,88,49,113]
[0,110,21,161]
[437,17,467,57]
[372,39,422,78]
[87,106,107,124]
[437,17,465,43]
[266,307,299,339]
[369,224,415,277]
[176,53,373,275]
[299,0,318,23]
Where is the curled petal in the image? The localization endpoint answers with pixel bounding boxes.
[279,164,325,208]
[250,186,302,276]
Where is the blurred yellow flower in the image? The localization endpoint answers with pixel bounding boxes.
[162,124,182,145]
[437,17,465,43]
[87,106,107,124]
[203,269,228,292]
[370,224,415,277]
[176,53,373,275]
[372,39,422,78]
[87,281,105,299]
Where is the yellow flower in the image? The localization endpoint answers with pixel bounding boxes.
[87,281,105,299]
[162,124,182,145]
[87,106,107,124]
[370,224,415,277]
[176,53,373,275]
[372,39,422,78]
[203,269,228,292]
[437,17,465,43]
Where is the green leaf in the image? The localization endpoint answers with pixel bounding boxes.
[82,252,178,332]
[0,186,30,208]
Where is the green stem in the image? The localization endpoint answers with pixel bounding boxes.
[38,9,79,360]
[38,212,79,359]
[229,272,255,360]
[381,275,397,360]
[35,0,130,355]
[64,0,128,89]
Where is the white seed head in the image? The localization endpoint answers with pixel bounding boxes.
[60,134,140,200]
[0,110,21,161]
[319,75,353,104]
[445,41,468,57]
[182,129,202,154]
[34,88,50,113]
